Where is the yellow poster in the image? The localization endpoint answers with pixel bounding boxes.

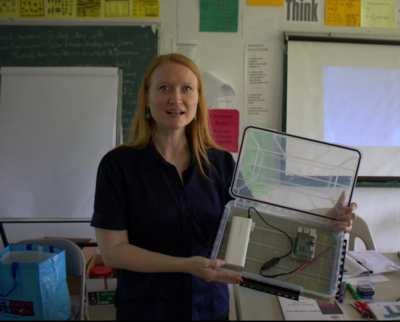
[19,0,44,17]
[105,0,129,17]
[247,0,283,6]
[325,0,360,26]
[0,0,18,18]
[132,0,159,18]
[48,0,74,18]
[76,0,101,18]
[361,0,395,28]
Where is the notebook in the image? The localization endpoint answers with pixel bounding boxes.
[344,251,400,278]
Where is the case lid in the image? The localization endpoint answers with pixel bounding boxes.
[231,126,361,219]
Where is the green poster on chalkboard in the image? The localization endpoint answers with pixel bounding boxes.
[200,0,239,32]
[0,25,159,141]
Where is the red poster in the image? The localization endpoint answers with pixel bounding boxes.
[208,109,239,153]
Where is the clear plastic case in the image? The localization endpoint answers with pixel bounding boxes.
[210,126,361,302]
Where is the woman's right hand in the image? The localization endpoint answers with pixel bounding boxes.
[184,256,243,284]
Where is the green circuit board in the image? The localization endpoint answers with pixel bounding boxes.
[292,226,317,261]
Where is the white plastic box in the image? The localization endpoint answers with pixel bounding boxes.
[210,126,361,303]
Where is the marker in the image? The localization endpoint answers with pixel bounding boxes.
[339,281,347,303]
[347,282,360,300]
[356,260,374,274]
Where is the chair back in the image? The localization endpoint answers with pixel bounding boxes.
[14,238,86,320]
[348,216,376,251]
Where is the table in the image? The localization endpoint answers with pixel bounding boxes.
[234,253,400,320]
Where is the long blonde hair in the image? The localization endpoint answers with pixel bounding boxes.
[122,53,223,178]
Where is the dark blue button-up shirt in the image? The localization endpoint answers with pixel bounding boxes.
[91,143,235,320]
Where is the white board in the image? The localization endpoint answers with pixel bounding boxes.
[0,67,118,218]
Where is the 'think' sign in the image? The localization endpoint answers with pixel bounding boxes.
[285,0,319,22]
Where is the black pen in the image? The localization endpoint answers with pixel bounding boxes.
[357,260,374,274]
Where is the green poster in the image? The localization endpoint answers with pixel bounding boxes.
[200,0,239,32]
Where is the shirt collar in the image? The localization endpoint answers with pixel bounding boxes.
[139,142,207,172]
[139,143,164,171]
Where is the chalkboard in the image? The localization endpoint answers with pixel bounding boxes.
[0,25,159,140]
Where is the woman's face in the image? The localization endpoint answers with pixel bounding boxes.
[146,62,198,134]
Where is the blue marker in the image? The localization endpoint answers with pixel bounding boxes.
[339,281,347,303]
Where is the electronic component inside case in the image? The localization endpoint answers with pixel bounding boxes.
[292,226,317,261]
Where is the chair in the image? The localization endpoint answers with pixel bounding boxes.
[347,216,376,251]
[14,239,86,321]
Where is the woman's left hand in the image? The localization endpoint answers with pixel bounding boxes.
[333,201,357,233]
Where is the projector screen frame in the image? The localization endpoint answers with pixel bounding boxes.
[283,32,400,188]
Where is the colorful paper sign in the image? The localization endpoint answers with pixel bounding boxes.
[361,0,395,28]
[19,0,45,17]
[76,0,101,18]
[0,0,18,18]
[132,0,159,18]
[105,0,129,18]
[47,0,74,19]
[209,109,239,153]
[248,0,283,6]
[200,0,239,32]
[325,0,361,26]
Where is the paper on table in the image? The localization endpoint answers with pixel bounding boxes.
[343,274,390,284]
[344,255,371,278]
[278,296,346,320]
[202,72,235,110]
[367,302,400,321]
[347,251,400,275]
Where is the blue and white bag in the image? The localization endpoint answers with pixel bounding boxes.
[0,244,71,320]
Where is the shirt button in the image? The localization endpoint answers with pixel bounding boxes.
[185,212,190,216]
[186,234,189,239]
[181,190,185,195]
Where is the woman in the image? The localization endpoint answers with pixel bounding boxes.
[91,53,357,320]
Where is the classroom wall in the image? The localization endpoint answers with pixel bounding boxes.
[160,0,400,254]
[1,0,400,253]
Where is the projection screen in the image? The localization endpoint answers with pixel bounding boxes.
[285,34,400,184]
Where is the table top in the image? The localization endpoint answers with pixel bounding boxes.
[235,253,400,320]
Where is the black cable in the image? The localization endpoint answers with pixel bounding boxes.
[259,245,334,278]
[248,207,293,260]
[247,206,333,279]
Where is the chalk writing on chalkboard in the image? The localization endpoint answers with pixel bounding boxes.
[0,25,158,140]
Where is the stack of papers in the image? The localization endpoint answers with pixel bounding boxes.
[344,251,400,278]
